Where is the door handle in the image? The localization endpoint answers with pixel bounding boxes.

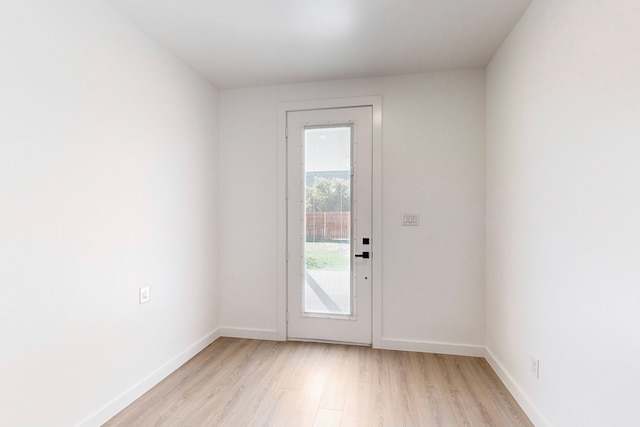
[354,252,370,259]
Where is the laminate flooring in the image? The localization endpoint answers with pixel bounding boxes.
[104,337,534,426]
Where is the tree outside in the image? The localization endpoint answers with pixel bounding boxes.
[306,176,350,213]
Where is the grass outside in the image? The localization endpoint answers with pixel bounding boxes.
[305,241,350,271]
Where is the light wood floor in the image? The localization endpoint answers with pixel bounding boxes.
[105,337,534,426]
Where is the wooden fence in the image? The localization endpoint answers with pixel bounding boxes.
[306,212,350,241]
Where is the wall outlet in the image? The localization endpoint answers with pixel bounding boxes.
[139,287,150,304]
[530,355,540,379]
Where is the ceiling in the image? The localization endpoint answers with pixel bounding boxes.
[107,0,531,89]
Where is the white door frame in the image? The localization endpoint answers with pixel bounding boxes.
[277,96,382,346]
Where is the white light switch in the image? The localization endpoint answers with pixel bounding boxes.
[401,213,420,226]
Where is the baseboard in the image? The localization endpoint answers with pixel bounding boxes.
[484,347,550,427]
[76,329,220,427]
[217,327,283,341]
[376,337,485,357]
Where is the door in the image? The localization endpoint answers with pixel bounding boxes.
[287,106,372,344]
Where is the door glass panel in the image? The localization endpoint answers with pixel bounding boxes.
[303,126,352,315]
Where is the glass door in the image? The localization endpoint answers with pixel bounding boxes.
[287,107,372,344]
[304,125,352,316]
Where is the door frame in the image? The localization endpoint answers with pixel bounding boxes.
[277,96,382,346]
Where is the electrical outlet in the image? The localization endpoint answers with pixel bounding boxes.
[530,355,540,379]
[139,287,150,304]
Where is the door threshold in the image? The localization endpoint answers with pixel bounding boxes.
[287,337,372,347]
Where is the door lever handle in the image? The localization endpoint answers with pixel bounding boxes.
[354,252,370,259]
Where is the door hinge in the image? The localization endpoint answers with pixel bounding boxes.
[285,126,288,138]
[286,311,289,322]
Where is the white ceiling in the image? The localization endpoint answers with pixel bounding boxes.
[107,0,531,89]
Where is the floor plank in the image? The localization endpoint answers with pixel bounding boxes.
[104,338,534,427]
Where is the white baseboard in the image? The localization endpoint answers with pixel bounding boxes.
[376,337,485,357]
[484,347,550,427]
[76,329,220,427]
[217,327,283,341]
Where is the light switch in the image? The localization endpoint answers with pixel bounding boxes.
[401,213,420,226]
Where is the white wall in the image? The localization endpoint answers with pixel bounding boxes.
[0,1,219,425]
[218,71,486,352]
[486,0,640,426]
